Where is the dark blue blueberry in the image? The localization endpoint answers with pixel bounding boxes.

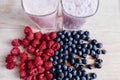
[84,31,90,36]
[71,44,76,49]
[74,34,80,39]
[55,37,61,42]
[77,51,82,56]
[87,44,93,49]
[67,67,72,72]
[93,54,99,59]
[54,56,59,60]
[77,30,83,35]
[59,48,64,53]
[63,77,69,80]
[72,78,76,80]
[68,47,72,52]
[70,54,76,58]
[87,64,93,69]
[57,77,62,80]
[58,58,63,63]
[59,72,64,79]
[61,35,65,39]
[92,45,97,50]
[63,60,67,64]
[72,70,77,76]
[55,51,59,56]
[75,76,80,80]
[64,71,68,76]
[76,58,82,64]
[77,45,82,49]
[74,63,79,68]
[77,70,82,76]
[62,65,67,70]
[82,59,87,64]
[62,30,67,34]
[80,34,86,39]
[63,55,69,60]
[53,61,58,65]
[68,73,72,78]
[49,57,54,62]
[96,49,101,54]
[68,37,73,41]
[82,70,87,76]
[81,76,86,80]
[81,48,86,53]
[50,67,56,73]
[70,59,75,65]
[72,31,77,36]
[84,36,90,41]
[91,39,97,45]
[90,50,96,56]
[66,32,71,37]
[101,50,106,54]
[86,49,90,55]
[57,31,62,36]
[78,40,83,44]
[96,59,103,63]
[57,69,62,73]
[78,65,84,71]
[57,64,62,69]
[63,45,69,49]
[72,49,77,54]
[73,40,78,44]
[81,53,87,58]
[86,74,90,80]
[82,43,88,48]
[59,41,64,45]
[53,78,57,80]
[90,73,97,79]
[68,41,72,46]
[63,50,69,54]
[96,43,103,48]
[95,63,102,69]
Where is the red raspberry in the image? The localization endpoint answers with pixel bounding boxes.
[27,60,35,69]
[35,49,43,57]
[20,52,28,63]
[22,38,29,47]
[11,39,21,47]
[34,57,43,66]
[41,34,50,41]
[37,66,45,74]
[34,32,42,40]
[32,39,40,47]
[20,70,26,78]
[32,76,37,80]
[47,40,55,48]
[26,32,34,41]
[5,54,14,63]
[46,73,53,80]
[6,61,16,69]
[25,76,32,80]
[52,42,60,51]
[42,54,50,61]
[24,26,32,34]
[37,74,45,80]
[29,68,38,76]
[11,47,20,56]
[39,41,46,50]
[19,63,26,70]
[27,45,35,54]
[44,61,53,70]
[49,32,57,40]
[39,77,47,80]
[45,49,54,57]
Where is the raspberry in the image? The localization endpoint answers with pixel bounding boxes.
[27,60,35,69]
[37,66,45,74]
[20,70,26,78]
[32,76,37,80]
[26,32,34,41]
[34,57,43,66]
[24,26,32,34]
[41,34,50,41]
[46,73,53,80]
[42,54,50,61]
[25,76,32,80]
[11,39,21,47]
[49,32,57,40]
[45,49,54,57]
[37,74,45,79]
[27,45,35,54]
[52,42,60,51]
[35,49,43,57]
[6,61,16,69]
[39,41,46,50]
[34,32,42,40]
[5,54,14,63]
[32,39,40,48]
[44,61,53,70]
[22,38,29,47]
[20,53,28,63]
[19,63,26,70]
[29,68,38,76]
[11,47,20,56]
[39,77,47,80]
[47,40,55,48]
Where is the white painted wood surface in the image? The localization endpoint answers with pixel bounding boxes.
[0,0,120,80]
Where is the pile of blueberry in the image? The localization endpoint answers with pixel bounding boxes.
[50,30,106,80]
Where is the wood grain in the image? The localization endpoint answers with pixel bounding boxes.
[0,0,120,80]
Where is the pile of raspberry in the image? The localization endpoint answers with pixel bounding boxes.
[5,26,106,80]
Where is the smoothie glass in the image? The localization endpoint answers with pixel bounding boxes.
[21,0,59,29]
[61,0,99,30]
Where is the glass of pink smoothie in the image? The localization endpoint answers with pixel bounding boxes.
[61,0,99,30]
[21,0,59,29]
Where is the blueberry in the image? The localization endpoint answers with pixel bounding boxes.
[59,72,64,78]
[68,73,72,78]
[77,45,82,49]
[55,51,59,56]
[96,43,103,48]
[72,70,77,76]
[63,77,69,80]
[50,67,56,73]
[68,41,72,46]
[53,61,58,65]
[81,48,86,53]
[63,65,67,70]
[91,39,97,45]
[82,43,88,48]
[95,63,102,69]
[90,73,97,79]
[63,50,69,54]
[76,76,80,80]
[66,32,71,37]
[57,31,62,36]
[77,70,82,76]
[68,37,73,41]
[70,59,75,65]
[84,31,90,36]
[81,76,86,80]
[77,30,83,35]
[57,69,62,73]
[82,59,87,64]
[63,38,69,42]
[93,54,99,59]
[87,64,93,69]
[56,37,61,42]
[77,51,82,56]
[49,57,54,62]
[90,50,96,56]
[80,34,86,39]
[53,78,57,80]
[74,34,80,39]
[87,44,93,49]
[86,74,90,80]
[58,58,63,63]
[101,50,106,54]
[59,48,64,53]
[72,31,77,36]
[68,47,72,52]
[70,54,76,58]
[72,49,77,54]
[74,63,79,68]
[84,36,90,41]
[81,53,87,58]
[57,64,62,69]
[96,59,103,63]
[96,49,102,54]
[78,40,83,44]
[82,70,87,76]
[78,65,84,70]
[63,60,67,64]
[86,49,90,55]
[63,55,69,60]
[54,56,59,60]
[73,40,78,44]
[67,67,72,72]
[71,44,76,49]
[76,58,82,64]
[60,41,64,45]
[62,30,67,34]
[64,71,68,76]
[63,45,69,49]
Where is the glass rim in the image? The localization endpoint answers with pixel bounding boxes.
[21,0,59,17]
[61,0,99,18]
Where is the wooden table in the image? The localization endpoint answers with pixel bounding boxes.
[0,0,120,80]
